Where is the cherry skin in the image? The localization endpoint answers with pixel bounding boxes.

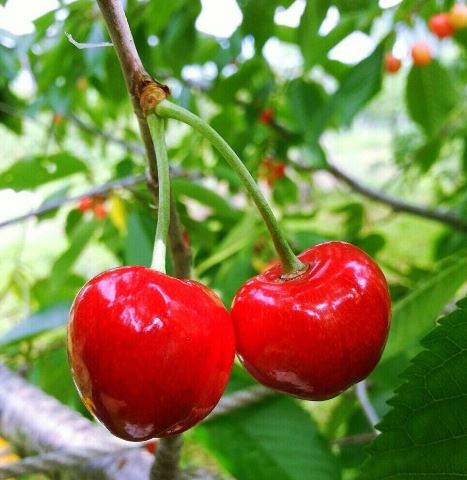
[411,42,432,67]
[68,266,235,441]
[429,13,454,38]
[231,242,391,401]
[384,53,401,74]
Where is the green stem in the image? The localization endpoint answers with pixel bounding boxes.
[148,115,171,273]
[155,99,304,274]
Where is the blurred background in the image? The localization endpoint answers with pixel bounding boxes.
[0,0,466,479]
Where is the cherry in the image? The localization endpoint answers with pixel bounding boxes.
[450,4,467,30]
[429,13,454,38]
[231,242,391,401]
[259,108,274,125]
[411,42,432,67]
[68,266,235,441]
[93,202,108,220]
[77,197,93,213]
[384,53,401,74]
[259,157,286,187]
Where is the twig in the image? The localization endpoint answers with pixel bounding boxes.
[67,113,145,155]
[0,363,152,479]
[0,174,145,229]
[326,162,467,233]
[65,32,113,49]
[0,363,271,479]
[330,432,377,447]
[355,381,379,433]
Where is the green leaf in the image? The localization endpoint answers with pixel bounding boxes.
[0,153,88,191]
[373,251,467,381]
[298,0,334,68]
[125,211,155,267]
[330,42,384,127]
[286,78,327,139]
[50,219,98,290]
[195,213,260,275]
[359,298,467,479]
[406,61,457,137]
[0,302,70,347]
[195,395,341,480]
[172,177,240,221]
[28,347,89,415]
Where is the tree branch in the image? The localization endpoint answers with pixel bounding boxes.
[326,162,467,233]
[0,174,145,229]
[0,363,153,480]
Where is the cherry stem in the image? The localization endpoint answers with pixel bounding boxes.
[148,115,171,273]
[154,100,305,274]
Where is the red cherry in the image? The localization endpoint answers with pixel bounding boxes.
[93,203,107,220]
[411,42,432,66]
[77,197,93,213]
[259,108,274,125]
[231,242,391,401]
[68,266,235,441]
[429,13,454,38]
[384,53,401,73]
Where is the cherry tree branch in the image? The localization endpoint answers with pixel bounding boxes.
[0,174,145,229]
[326,163,467,233]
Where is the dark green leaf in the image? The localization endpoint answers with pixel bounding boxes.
[195,395,341,480]
[406,61,457,137]
[330,42,384,127]
[360,298,467,479]
[373,251,467,382]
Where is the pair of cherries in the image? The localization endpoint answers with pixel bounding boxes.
[68,241,391,441]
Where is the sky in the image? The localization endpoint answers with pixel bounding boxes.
[0,0,406,64]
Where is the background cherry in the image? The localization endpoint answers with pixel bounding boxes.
[384,53,402,74]
[231,241,391,401]
[259,108,274,125]
[429,13,454,38]
[68,266,235,441]
[450,3,467,29]
[411,42,432,66]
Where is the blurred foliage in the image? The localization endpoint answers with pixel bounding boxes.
[0,0,467,478]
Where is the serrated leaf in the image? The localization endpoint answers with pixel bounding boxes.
[0,153,88,190]
[406,61,457,137]
[0,302,70,347]
[373,251,467,381]
[359,298,467,479]
[195,395,341,480]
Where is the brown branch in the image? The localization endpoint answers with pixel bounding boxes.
[68,114,145,155]
[95,1,190,478]
[330,432,377,447]
[326,162,467,233]
[0,174,145,229]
